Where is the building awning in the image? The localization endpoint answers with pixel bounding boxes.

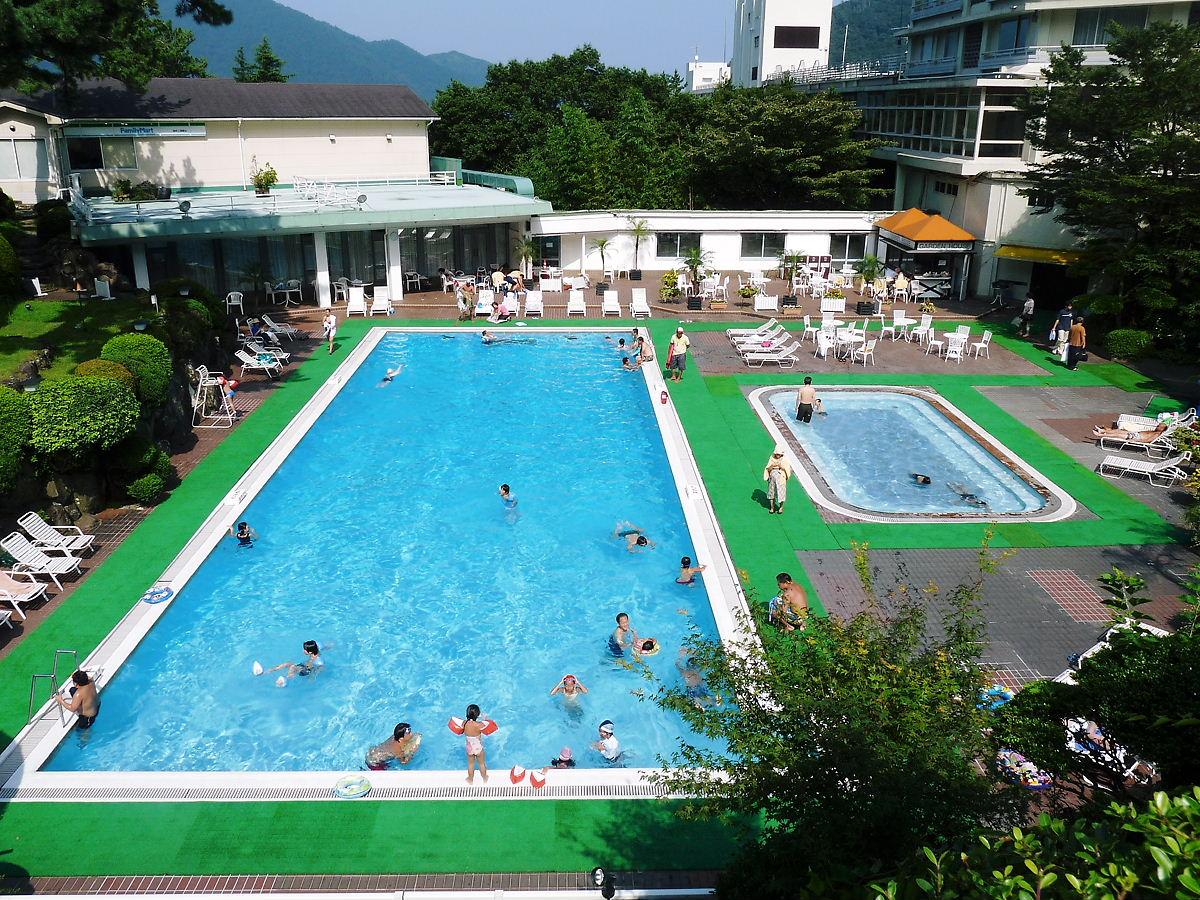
[995,244,1083,266]
[875,208,975,254]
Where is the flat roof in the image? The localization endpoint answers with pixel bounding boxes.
[76,182,552,243]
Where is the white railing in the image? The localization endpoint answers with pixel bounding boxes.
[911,0,962,19]
[295,171,457,189]
[979,44,1106,68]
[904,55,959,77]
[765,54,905,86]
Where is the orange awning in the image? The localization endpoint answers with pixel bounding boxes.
[876,208,975,251]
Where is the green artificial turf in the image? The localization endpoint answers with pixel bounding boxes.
[0,298,150,381]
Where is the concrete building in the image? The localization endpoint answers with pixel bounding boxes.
[687,58,732,93]
[781,0,1197,301]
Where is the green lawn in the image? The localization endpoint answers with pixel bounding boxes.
[0,298,148,381]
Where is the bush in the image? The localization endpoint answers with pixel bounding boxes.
[74,358,137,391]
[0,233,20,298]
[110,434,157,472]
[151,277,222,325]
[29,377,139,456]
[127,472,166,504]
[152,297,215,355]
[0,386,32,493]
[152,449,177,483]
[0,188,16,222]
[35,201,71,242]
[100,333,173,406]
[1105,328,1153,360]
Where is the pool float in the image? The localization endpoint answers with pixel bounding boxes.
[448,717,499,735]
[509,765,526,784]
[252,661,264,676]
[529,770,546,789]
[979,685,1014,710]
[637,638,661,656]
[333,775,371,799]
[140,586,173,604]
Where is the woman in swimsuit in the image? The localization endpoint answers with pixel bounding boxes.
[677,556,706,586]
[462,704,489,784]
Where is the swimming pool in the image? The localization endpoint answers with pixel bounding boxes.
[10,329,743,798]
[749,386,1073,523]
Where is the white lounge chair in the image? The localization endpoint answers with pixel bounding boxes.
[727,318,777,340]
[540,276,563,293]
[754,294,779,313]
[1099,425,1179,459]
[0,533,81,590]
[369,287,393,317]
[741,342,800,369]
[475,289,495,318]
[260,314,303,340]
[524,290,544,318]
[17,511,94,555]
[630,288,651,319]
[246,340,290,364]
[1097,452,1191,487]
[734,325,787,350]
[347,285,368,316]
[236,349,282,379]
[567,290,587,317]
[1116,408,1195,432]
[28,277,47,298]
[0,568,47,620]
[602,290,621,317]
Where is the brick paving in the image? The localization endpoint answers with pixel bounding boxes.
[1027,569,1112,623]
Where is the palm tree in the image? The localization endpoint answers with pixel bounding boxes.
[592,237,611,277]
[516,236,538,279]
[682,244,712,291]
[627,218,651,280]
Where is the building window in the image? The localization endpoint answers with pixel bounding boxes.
[656,232,701,258]
[751,66,758,81]
[0,139,49,180]
[66,136,136,171]
[830,233,867,270]
[740,232,786,259]
[1026,189,1054,208]
[933,180,960,196]
[774,26,820,49]
[754,35,760,48]
[990,15,1034,51]
[1072,6,1148,45]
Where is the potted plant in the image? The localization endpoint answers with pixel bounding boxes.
[853,253,885,294]
[250,156,278,196]
[627,218,650,281]
[681,245,712,293]
[659,270,682,304]
[592,237,611,293]
[517,237,538,280]
[736,283,759,308]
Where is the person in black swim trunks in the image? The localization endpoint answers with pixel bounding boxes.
[267,640,323,681]
[57,670,100,728]
[229,521,257,547]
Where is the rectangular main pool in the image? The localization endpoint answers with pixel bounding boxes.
[28,330,739,790]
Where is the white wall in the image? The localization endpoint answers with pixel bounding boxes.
[68,118,430,193]
[0,108,59,202]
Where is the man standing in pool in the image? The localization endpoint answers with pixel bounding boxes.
[796,377,823,423]
[608,612,640,657]
[228,521,257,547]
[365,722,422,770]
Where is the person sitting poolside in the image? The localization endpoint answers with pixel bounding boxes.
[677,648,719,709]
[1092,422,1171,443]
[365,721,422,770]
[622,356,641,372]
[613,521,654,552]
[487,298,512,324]
[635,335,655,363]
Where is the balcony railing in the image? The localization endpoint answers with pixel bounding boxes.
[979,44,1106,69]
[904,55,959,77]
[764,54,905,86]
[911,0,962,21]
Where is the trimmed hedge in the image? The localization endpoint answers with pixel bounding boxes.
[0,386,32,493]
[0,233,20,298]
[127,472,166,504]
[100,333,173,406]
[74,358,137,392]
[34,201,71,242]
[29,377,139,456]
[1105,328,1153,361]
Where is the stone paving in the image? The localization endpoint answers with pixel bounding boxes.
[799,544,1193,687]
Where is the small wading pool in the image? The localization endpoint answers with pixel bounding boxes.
[748,386,1074,523]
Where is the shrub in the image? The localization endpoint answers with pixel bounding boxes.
[100,333,173,405]
[127,473,166,504]
[152,449,177,483]
[0,386,32,493]
[110,434,157,472]
[151,277,222,324]
[29,377,139,456]
[35,201,71,242]
[74,358,137,391]
[1105,328,1153,360]
[0,233,20,298]
[153,297,216,355]
[0,188,16,221]
[129,181,159,202]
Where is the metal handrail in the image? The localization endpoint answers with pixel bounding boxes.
[27,648,80,723]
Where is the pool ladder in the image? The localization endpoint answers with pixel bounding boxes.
[27,649,79,724]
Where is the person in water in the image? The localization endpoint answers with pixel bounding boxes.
[56,670,100,729]
[499,483,518,509]
[266,640,323,681]
[677,648,719,709]
[365,721,422,770]
[912,473,932,485]
[677,556,707,586]
[550,674,590,700]
[608,612,639,657]
[463,704,489,784]
[229,521,257,547]
[949,482,988,508]
[380,365,404,384]
[613,521,655,552]
[545,746,576,770]
[621,356,641,372]
[592,720,623,764]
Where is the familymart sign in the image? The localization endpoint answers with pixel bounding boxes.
[63,124,206,138]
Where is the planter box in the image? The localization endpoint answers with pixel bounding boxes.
[630,270,643,281]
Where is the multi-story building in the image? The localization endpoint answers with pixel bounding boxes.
[687,58,732,94]
[780,0,1196,301]
[689,0,833,91]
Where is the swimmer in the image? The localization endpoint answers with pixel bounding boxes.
[622,356,641,372]
[677,648,719,709]
[228,521,257,547]
[379,365,404,385]
[499,483,518,509]
[613,520,655,552]
[365,721,422,770]
[592,720,622,764]
[617,338,627,352]
[949,482,988,508]
[481,330,497,344]
[911,473,932,485]
[463,703,489,784]
[265,639,323,682]
[676,556,707,586]
[56,670,100,729]
[550,674,590,699]
[607,612,639,658]
[543,746,576,771]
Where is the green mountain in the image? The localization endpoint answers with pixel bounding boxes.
[832,0,911,66]
[170,0,491,100]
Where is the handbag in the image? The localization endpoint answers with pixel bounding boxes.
[1048,325,1057,342]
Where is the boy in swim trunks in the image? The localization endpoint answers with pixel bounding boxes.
[463,704,489,784]
[677,556,706,585]
[365,721,422,770]
[613,521,655,552]
[56,670,100,729]
[770,573,809,633]
[268,640,323,681]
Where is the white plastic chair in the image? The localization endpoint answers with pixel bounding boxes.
[715,276,730,301]
[283,279,303,306]
[225,291,244,315]
[910,314,933,345]
[944,336,966,364]
[971,330,992,358]
[925,329,945,356]
[800,315,818,343]
[814,330,834,361]
[475,289,495,318]
[879,314,895,342]
[405,272,422,292]
[852,339,876,367]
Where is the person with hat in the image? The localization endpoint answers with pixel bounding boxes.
[546,746,576,769]
[666,326,690,383]
[592,720,622,763]
[763,446,793,515]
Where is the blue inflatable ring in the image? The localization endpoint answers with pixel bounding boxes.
[334,775,371,799]
[141,586,174,604]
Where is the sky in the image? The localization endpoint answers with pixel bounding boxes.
[276,0,734,74]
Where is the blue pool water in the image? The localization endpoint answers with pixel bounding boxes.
[767,389,1046,515]
[48,332,723,772]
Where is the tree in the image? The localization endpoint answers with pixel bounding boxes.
[627,218,651,274]
[690,80,886,209]
[645,540,1023,897]
[0,0,231,92]
[232,37,290,83]
[1018,24,1200,354]
[516,104,613,211]
[98,13,209,82]
[231,47,252,82]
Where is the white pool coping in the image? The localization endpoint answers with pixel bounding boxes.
[747,384,1077,525]
[1,327,752,803]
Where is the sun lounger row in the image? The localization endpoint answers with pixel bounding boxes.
[1,510,98,592]
[1097,451,1191,487]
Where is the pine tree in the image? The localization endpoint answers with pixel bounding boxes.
[231,46,252,82]
[250,37,289,83]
